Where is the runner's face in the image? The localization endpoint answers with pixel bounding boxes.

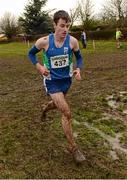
[54,18,70,38]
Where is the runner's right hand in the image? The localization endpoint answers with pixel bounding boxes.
[36,63,49,76]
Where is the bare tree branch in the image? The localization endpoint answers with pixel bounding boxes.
[77,0,94,29]
[101,0,127,27]
[0,12,19,39]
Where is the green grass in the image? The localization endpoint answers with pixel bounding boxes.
[0,42,29,57]
[0,40,127,58]
[80,40,127,54]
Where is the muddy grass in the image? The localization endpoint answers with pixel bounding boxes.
[0,51,127,178]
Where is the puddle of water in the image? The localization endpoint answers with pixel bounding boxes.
[107,100,117,108]
[106,92,127,109]
[123,110,127,115]
[120,91,127,95]
[73,91,127,158]
[73,132,78,138]
[109,150,119,160]
[106,95,114,100]
[73,119,81,125]
[102,112,127,126]
[84,122,127,155]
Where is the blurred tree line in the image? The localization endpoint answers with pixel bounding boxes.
[0,0,127,40]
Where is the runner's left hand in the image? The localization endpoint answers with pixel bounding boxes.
[73,68,81,80]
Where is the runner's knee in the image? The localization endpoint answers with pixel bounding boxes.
[63,109,71,120]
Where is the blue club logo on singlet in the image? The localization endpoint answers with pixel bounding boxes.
[64,47,68,54]
[50,54,69,69]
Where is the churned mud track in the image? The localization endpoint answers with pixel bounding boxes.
[1,50,127,178]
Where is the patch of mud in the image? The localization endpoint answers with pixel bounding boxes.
[106,91,127,115]
[104,91,127,128]
[101,111,127,126]
[73,91,127,159]
[84,122,127,157]
[73,116,127,159]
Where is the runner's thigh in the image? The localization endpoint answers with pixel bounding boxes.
[50,92,70,113]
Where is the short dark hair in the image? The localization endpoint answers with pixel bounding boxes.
[53,10,71,24]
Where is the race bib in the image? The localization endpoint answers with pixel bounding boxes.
[50,54,69,68]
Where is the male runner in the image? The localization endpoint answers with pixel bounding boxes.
[116,28,123,48]
[28,10,85,163]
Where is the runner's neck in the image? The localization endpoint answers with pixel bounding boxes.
[54,34,66,48]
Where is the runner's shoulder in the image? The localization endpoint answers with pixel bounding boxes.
[70,35,79,49]
[35,35,49,50]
